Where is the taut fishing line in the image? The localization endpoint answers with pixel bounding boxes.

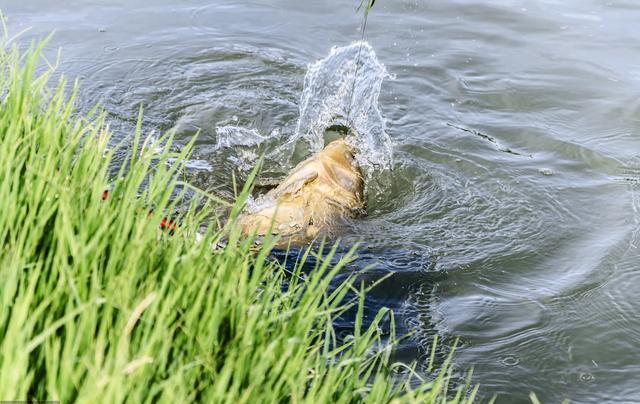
[347,0,375,124]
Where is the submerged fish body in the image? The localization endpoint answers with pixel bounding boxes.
[238,139,365,245]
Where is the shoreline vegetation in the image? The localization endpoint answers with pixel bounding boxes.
[0,33,476,402]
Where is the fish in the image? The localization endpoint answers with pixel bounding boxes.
[238,138,365,246]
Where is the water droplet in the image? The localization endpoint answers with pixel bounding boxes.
[579,372,595,383]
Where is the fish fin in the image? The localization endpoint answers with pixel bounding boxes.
[275,165,319,197]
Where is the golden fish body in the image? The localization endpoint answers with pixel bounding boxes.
[238,139,364,245]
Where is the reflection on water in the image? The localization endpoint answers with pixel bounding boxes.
[5,0,640,401]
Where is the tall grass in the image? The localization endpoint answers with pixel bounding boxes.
[0,34,475,403]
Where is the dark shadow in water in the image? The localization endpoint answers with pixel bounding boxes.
[269,244,452,379]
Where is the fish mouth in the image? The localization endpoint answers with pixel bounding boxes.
[324,121,359,145]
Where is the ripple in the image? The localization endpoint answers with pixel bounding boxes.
[500,355,520,367]
[103,45,120,53]
[189,1,286,35]
[578,372,595,383]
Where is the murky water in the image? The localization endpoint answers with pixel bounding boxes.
[5,0,640,401]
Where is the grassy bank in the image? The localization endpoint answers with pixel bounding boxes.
[0,35,475,402]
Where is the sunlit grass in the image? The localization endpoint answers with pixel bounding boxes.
[0,33,476,403]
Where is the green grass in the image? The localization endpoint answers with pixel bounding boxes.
[0,33,476,403]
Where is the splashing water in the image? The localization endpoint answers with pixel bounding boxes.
[215,125,267,148]
[287,42,393,173]
[180,42,393,186]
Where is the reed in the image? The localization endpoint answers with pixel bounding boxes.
[0,33,475,403]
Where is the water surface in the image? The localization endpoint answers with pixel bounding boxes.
[5,0,640,402]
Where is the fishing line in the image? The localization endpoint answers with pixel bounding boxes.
[346,0,375,125]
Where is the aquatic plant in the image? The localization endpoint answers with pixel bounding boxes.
[358,0,376,14]
[0,32,475,402]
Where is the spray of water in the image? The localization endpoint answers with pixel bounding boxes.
[192,42,393,187]
[285,42,393,173]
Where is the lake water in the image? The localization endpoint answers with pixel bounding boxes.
[4,0,640,402]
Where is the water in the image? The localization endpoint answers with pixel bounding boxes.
[292,42,392,171]
[4,0,640,401]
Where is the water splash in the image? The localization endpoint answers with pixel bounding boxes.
[180,42,393,184]
[215,125,267,148]
[286,42,393,172]
[215,125,268,171]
